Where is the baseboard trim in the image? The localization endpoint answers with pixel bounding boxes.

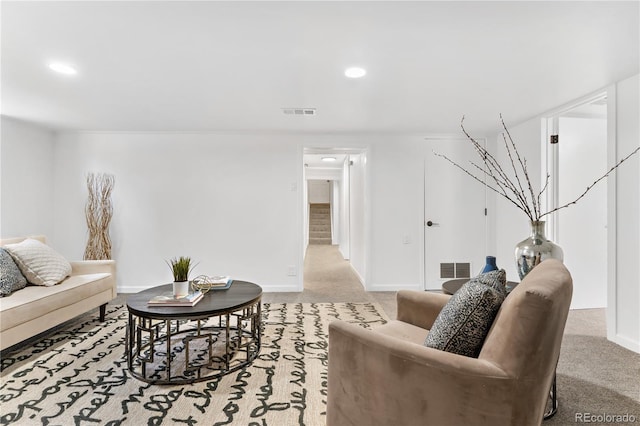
[349,264,365,287]
[262,285,301,293]
[368,283,423,292]
[609,333,640,354]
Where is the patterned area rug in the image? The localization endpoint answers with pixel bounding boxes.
[0,302,388,425]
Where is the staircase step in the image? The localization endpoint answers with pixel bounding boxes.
[309,237,332,245]
[310,232,331,239]
[309,212,330,219]
[309,204,331,245]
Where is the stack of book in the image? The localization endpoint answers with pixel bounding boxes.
[148,290,204,307]
[209,275,233,290]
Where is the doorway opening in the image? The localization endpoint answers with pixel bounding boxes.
[545,94,608,309]
[302,148,367,291]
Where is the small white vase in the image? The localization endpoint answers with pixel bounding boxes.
[173,281,190,297]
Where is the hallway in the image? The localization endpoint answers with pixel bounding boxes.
[261,245,396,317]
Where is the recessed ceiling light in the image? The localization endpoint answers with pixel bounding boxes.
[345,67,366,79]
[322,157,337,162]
[48,62,77,76]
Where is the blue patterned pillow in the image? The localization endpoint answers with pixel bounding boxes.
[0,247,27,297]
[424,270,506,357]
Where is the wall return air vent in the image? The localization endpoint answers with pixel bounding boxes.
[282,108,316,116]
[440,262,471,279]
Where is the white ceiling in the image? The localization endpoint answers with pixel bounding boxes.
[2,1,638,135]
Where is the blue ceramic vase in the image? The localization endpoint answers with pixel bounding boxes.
[480,256,498,274]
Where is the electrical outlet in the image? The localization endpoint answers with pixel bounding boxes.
[287,265,297,276]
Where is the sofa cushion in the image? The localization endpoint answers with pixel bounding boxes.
[4,238,72,287]
[425,270,506,357]
[0,247,28,297]
[0,273,111,332]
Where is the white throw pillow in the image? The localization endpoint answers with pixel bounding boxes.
[4,238,72,286]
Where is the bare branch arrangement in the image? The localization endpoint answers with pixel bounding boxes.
[84,173,115,260]
[435,115,640,222]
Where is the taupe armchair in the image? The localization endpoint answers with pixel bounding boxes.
[327,259,572,426]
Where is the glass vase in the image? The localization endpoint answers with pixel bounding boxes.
[515,221,563,280]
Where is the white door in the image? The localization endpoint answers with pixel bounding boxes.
[424,138,487,290]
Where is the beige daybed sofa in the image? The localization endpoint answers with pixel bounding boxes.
[0,235,116,351]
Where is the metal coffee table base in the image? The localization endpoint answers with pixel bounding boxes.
[126,302,261,384]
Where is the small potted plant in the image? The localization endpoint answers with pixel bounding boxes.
[167,256,196,297]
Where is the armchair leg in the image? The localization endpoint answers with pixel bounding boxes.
[543,372,558,420]
[99,304,107,322]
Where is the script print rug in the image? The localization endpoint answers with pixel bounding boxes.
[1,302,388,425]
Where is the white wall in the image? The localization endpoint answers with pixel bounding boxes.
[493,118,544,281]
[0,116,55,241]
[610,73,640,352]
[52,132,302,292]
[43,132,427,293]
[348,152,367,284]
[339,156,350,259]
[307,180,330,203]
[368,137,425,290]
[331,180,340,245]
[0,124,467,294]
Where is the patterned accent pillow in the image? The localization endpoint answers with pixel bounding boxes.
[0,247,28,296]
[472,269,507,298]
[3,239,72,287]
[424,271,507,357]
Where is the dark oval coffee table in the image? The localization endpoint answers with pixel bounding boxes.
[126,280,262,384]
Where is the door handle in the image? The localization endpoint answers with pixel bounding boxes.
[426,220,439,227]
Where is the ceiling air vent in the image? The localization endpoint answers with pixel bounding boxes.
[282,108,316,116]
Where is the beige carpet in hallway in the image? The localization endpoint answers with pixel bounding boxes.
[261,244,396,316]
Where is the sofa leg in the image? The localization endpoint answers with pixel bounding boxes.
[99,304,107,322]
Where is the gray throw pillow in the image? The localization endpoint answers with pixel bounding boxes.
[0,247,28,296]
[425,270,507,357]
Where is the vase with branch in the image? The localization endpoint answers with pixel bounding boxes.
[436,115,639,279]
[84,173,115,260]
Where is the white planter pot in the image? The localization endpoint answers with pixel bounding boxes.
[173,281,190,297]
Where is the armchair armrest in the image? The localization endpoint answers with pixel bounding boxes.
[396,290,451,330]
[327,321,515,426]
[70,259,116,276]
